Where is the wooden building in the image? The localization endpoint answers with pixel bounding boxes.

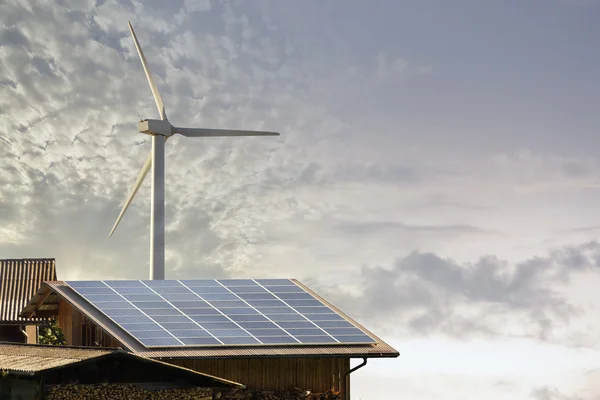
[0,259,56,343]
[21,279,399,399]
[0,342,242,400]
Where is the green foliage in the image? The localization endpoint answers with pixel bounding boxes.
[38,318,66,345]
[0,370,10,400]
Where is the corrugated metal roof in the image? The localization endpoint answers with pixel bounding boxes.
[22,281,400,360]
[0,342,244,387]
[0,259,56,324]
[0,342,114,372]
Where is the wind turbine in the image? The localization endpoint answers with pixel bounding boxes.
[109,22,279,280]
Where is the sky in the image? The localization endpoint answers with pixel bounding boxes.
[1,0,600,398]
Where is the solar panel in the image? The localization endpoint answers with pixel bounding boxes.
[65,279,376,348]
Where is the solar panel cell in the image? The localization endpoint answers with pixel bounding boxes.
[208,300,248,308]
[169,329,213,338]
[217,307,260,315]
[294,306,334,314]
[245,328,290,337]
[83,294,123,302]
[314,320,354,328]
[151,315,192,324]
[159,293,201,302]
[263,285,306,293]
[111,316,155,324]
[236,321,279,329]
[73,287,116,295]
[255,336,299,344]
[68,281,108,288]
[187,286,230,294]
[268,314,307,322]
[142,308,184,317]
[104,281,146,288]
[276,321,318,329]
[144,280,185,287]
[201,293,240,301]
[120,294,162,302]
[169,300,212,308]
[283,299,322,307]
[181,308,222,316]
[323,327,365,336]
[139,338,182,346]
[218,336,260,345]
[180,337,221,345]
[237,293,278,300]
[160,322,199,330]
[228,314,269,322]
[275,292,315,300]
[188,315,231,323]
[227,286,268,294]
[284,328,326,336]
[258,307,301,315]
[255,279,296,286]
[305,313,344,321]
[196,322,240,330]
[110,287,155,295]
[149,286,190,294]
[244,299,287,307]
[331,335,373,343]
[208,329,251,337]
[217,279,257,286]
[92,301,134,309]
[179,280,221,287]
[103,308,146,317]
[293,335,338,343]
[119,322,164,331]
[128,330,173,339]
[130,301,175,309]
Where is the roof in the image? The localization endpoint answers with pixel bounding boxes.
[0,258,56,324]
[0,342,113,372]
[0,342,243,388]
[21,280,399,360]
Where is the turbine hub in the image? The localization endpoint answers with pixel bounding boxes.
[138,119,173,136]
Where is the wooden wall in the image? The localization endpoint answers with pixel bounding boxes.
[57,300,121,348]
[171,357,349,393]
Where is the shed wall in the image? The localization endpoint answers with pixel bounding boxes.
[170,357,349,393]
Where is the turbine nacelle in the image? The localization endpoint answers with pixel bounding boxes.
[139,119,173,137]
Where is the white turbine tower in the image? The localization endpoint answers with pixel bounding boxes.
[109,22,279,280]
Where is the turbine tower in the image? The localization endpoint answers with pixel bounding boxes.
[109,22,279,280]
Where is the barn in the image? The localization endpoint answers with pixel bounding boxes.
[0,259,56,343]
[21,278,398,399]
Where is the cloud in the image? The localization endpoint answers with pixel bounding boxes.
[316,242,600,344]
[530,387,587,400]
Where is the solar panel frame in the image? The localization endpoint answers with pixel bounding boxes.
[65,279,376,348]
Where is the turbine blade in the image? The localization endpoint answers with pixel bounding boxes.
[173,127,280,137]
[109,151,152,238]
[128,21,167,120]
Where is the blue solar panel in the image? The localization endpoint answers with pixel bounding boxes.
[65,279,376,348]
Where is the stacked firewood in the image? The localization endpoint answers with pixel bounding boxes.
[44,383,213,399]
[216,388,341,400]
